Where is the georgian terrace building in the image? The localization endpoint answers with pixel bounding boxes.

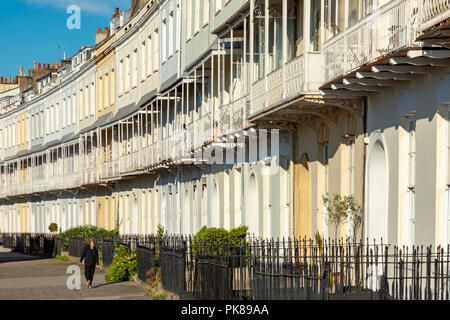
[0,0,448,248]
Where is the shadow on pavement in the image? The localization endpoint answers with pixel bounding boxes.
[93,281,125,289]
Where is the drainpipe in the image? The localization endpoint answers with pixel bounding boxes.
[361,96,368,245]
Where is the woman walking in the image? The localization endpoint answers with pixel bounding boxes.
[80,238,99,289]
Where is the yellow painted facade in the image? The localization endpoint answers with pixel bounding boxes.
[96,195,115,231]
[94,34,116,119]
[16,110,29,152]
[18,203,29,233]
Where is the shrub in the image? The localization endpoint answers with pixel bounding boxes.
[193,225,248,246]
[144,268,166,300]
[191,225,249,262]
[104,246,137,282]
[48,223,58,233]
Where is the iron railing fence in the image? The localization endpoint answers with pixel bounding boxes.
[192,239,252,300]
[3,232,450,300]
[68,237,85,258]
[101,238,119,266]
[160,236,188,296]
[2,234,13,248]
[251,238,450,300]
[136,245,156,282]
[42,235,55,257]
[159,236,450,301]
[54,238,64,257]
[1,233,58,257]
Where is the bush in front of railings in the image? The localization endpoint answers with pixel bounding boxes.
[191,225,250,266]
[104,245,137,282]
[55,225,119,251]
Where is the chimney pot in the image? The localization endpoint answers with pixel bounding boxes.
[104,27,109,33]
[115,8,119,14]
[8,76,11,83]
[20,66,24,77]
[38,63,41,69]
[97,27,101,32]
[51,62,55,69]
[0,77,3,84]
[47,64,50,69]
[15,76,18,84]
[33,61,37,69]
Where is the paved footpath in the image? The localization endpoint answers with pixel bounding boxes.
[0,246,149,300]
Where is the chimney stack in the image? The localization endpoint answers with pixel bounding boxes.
[20,66,23,77]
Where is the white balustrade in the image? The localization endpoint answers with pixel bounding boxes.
[421,0,450,30]
[323,0,417,83]
[266,68,284,107]
[251,78,266,115]
[285,55,305,99]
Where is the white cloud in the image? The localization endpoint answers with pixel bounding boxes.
[20,0,130,16]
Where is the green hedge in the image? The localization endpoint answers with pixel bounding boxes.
[55,225,119,251]
[193,225,248,246]
[191,225,249,262]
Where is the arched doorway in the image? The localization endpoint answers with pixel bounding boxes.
[248,174,259,236]
[295,154,311,238]
[366,133,388,242]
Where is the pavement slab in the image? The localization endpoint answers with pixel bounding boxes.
[0,247,150,300]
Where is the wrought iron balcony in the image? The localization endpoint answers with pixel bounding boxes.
[250,54,305,117]
[323,0,449,86]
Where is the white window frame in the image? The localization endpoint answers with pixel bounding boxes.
[203,0,209,26]
[215,0,222,14]
[406,114,416,247]
[132,49,138,88]
[162,18,167,63]
[168,11,174,57]
[194,0,200,33]
[186,0,192,40]
[153,29,159,72]
[445,106,450,246]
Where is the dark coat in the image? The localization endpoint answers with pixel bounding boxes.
[80,245,99,265]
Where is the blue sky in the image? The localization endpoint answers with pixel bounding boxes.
[0,0,130,78]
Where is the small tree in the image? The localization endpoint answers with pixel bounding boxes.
[323,194,362,240]
[48,223,58,233]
